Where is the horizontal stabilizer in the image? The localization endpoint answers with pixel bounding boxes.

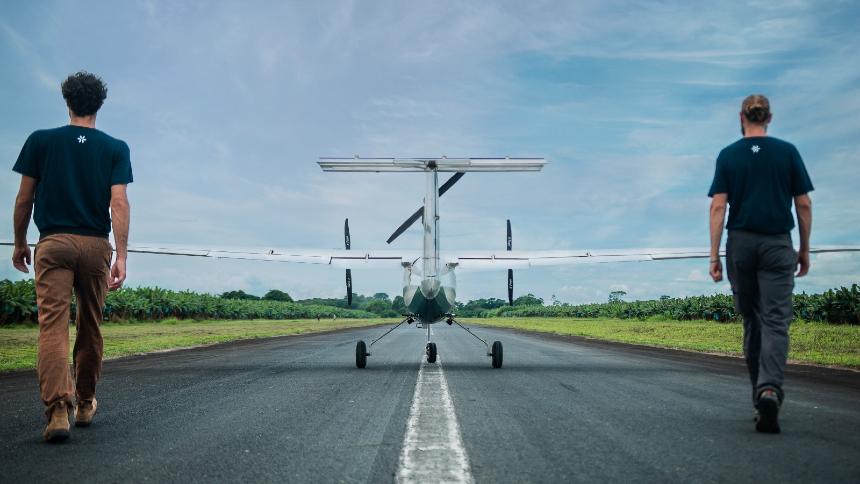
[319,157,546,172]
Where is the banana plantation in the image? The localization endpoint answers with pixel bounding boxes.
[1,279,857,325]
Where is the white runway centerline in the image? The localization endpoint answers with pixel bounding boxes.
[396,354,474,484]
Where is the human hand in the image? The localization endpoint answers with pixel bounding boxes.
[12,244,31,273]
[796,250,810,277]
[109,257,127,291]
[709,258,723,282]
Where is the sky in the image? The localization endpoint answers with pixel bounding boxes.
[1,0,859,304]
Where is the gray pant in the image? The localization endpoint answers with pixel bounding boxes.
[726,230,797,404]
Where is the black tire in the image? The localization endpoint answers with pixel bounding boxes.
[356,340,367,368]
[426,342,437,363]
[491,341,503,368]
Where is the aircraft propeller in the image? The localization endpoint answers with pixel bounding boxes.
[345,218,353,306]
[386,172,466,244]
[507,219,514,306]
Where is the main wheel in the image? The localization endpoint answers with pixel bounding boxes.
[491,341,503,368]
[356,340,367,368]
[426,342,437,363]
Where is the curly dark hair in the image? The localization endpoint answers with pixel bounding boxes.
[61,71,108,116]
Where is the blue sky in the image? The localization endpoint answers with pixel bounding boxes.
[1,0,859,303]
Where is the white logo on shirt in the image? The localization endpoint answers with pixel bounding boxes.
[77,135,87,144]
[751,145,760,153]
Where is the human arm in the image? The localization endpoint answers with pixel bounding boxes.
[709,193,727,282]
[794,193,812,277]
[109,184,130,290]
[11,176,37,273]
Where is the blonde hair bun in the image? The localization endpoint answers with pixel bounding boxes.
[742,94,771,124]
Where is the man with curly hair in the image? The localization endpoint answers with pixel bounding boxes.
[10,71,132,442]
[708,94,813,434]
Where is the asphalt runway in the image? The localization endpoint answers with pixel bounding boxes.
[1,323,858,483]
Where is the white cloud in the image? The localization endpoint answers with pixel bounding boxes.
[686,269,708,282]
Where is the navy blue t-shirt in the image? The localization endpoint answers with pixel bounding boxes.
[12,125,133,238]
[708,136,813,235]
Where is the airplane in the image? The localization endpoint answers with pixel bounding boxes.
[6,157,860,369]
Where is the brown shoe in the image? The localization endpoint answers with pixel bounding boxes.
[75,398,98,427]
[43,401,71,443]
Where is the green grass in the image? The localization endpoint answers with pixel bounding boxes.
[0,318,386,372]
[2,317,858,371]
[473,317,860,368]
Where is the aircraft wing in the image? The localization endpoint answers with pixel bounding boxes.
[0,241,416,269]
[127,245,418,268]
[4,241,858,270]
[447,246,860,270]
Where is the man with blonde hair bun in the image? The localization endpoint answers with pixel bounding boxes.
[707,94,813,434]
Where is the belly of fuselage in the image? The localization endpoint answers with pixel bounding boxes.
[405,285,455,323]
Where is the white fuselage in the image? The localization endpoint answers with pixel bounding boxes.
[421,170,440,296]
[402,166,456,322]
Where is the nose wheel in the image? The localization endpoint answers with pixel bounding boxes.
[426,342,438,363]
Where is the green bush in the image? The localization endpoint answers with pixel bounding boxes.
[2,279,858,325]
[796,284,860,325]
[0,279,375,325]
[0,279,37,325]
[482,284,860,325]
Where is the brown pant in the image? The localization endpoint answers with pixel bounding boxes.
[35,234,112,410]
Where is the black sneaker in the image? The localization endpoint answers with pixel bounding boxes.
[755,390,781,434]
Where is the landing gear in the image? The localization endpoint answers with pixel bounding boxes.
[491,340,503,368]
[448,316,504,369]
[356,340,368,368]
[354,315,503,369]
[426,342,437,363]
[355,317,411,369]
[424,321,438,364]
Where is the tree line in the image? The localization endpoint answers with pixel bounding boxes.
[1,279,857,325]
